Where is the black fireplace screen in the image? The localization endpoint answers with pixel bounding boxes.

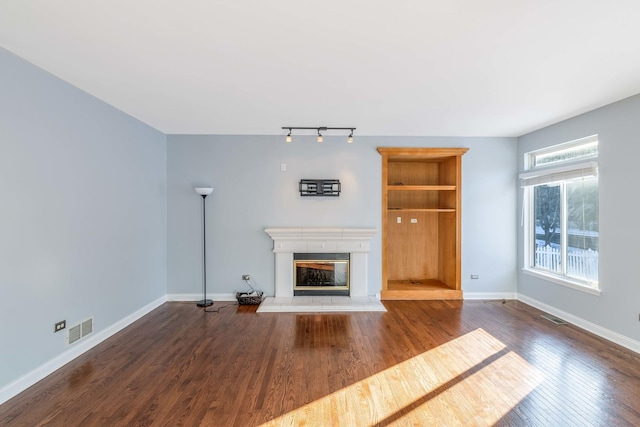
[294,253,349,290]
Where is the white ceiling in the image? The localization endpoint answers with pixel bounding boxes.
[2,1,640,137]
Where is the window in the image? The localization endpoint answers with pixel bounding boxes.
[520,135,599,292]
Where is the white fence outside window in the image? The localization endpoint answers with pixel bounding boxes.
[534,245,598,283]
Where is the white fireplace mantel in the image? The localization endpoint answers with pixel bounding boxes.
[265,227,377,298]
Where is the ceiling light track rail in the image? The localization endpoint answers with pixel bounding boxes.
[282,126,356,143]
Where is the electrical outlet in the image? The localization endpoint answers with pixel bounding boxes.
[471,275,479,279]
[54,320,66,333]
[242,275,250,281]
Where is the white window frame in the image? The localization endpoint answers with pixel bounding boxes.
[521,135,600,295]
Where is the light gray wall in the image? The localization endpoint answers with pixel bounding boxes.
[167,135,517,298]
[0,49,167,388]
[517,93,640,342]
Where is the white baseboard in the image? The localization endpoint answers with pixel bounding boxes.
[167,293,237,302]
[0,295,167,406]
[464,292,516,300]
[517,294,640,354]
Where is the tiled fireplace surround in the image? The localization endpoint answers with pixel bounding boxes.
[260,227,386,312]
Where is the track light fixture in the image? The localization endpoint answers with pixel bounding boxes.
[281,126,356,143]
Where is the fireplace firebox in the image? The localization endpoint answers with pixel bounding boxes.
[294,253,349,296]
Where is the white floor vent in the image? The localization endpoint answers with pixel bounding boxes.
[68,317,94,345]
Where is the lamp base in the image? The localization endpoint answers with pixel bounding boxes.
[196,299,214,307]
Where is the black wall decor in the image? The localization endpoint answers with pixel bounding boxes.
[299,179,341,197]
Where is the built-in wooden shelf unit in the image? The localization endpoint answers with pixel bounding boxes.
[378,147,468,300]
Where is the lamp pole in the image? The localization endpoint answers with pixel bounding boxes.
[194,188,214,307]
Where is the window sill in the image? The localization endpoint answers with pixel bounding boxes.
[522,268,601,296]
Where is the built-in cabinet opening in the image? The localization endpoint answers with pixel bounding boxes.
[378,147,468,300]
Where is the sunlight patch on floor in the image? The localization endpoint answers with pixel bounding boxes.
[260,328,543,426]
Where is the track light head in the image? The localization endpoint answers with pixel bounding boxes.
[347,129,354,143]
[317,129,323,143]
[286,129,292,143]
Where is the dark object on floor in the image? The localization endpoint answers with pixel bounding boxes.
[236,291,264,305]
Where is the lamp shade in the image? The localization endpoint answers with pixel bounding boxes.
[194,187,213,196]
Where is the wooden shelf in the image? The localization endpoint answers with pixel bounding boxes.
[381,280,462,300]
[388,208,456,212]
[387,185,456,191]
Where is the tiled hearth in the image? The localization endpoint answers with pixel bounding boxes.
[256,296,386,313]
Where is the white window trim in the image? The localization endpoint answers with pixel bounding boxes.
[522,182,600,293]
[519,161,598,187]
[522,267,601,296]
[521,136,599,294]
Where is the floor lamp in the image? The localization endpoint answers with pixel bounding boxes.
[194,187,214,307]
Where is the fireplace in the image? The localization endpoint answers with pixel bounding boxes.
[264,228,378,298]
[294,253,349,296]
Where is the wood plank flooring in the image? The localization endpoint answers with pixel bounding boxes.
[1,300,640,426]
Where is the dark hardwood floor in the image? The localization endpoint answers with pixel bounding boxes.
[1,300,639,426]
